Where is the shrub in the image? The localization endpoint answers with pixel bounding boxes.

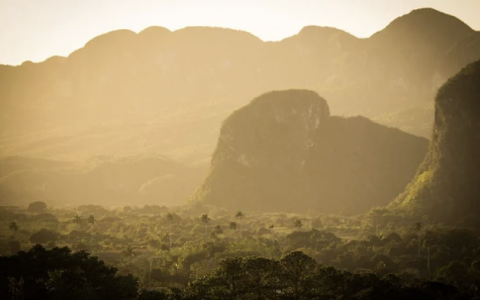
[29,228,58,244]
[27,201,47,213]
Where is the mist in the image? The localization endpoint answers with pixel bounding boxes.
[1,4,480,299]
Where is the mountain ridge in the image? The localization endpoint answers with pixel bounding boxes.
[1,7,478,164]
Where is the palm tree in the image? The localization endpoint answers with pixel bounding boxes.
[214,225,223,235]
[122,245,136,258]
[9,221,18,234]
[73,214,82,228]
[414,222,422,257]
[162,232,172,248]
[414,222,422,231]
[88,215,95,226]
[200,214,210,240]
[229,222,237,230]
[294,219,303,228]
[200,213,210,224]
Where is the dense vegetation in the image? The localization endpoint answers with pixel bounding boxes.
[2,203,480,299]
[194,90,427,214]
[0,245,138,299]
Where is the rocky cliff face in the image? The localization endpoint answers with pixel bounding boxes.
[193,90,428,214]
[390,59,480,224]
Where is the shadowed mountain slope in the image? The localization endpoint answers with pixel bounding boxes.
[389,59,480,224]
[193,90,428,214]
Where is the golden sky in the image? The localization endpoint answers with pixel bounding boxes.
[1,0,479,65]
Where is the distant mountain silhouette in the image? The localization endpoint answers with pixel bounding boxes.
[370,8,473,50]
[389,59,480,225]
[441,32,480,78]
[1,8,478,165]
[193,90,428,214]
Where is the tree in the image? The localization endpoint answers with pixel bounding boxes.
[122,245,136,258]
[27,201,47,213]
[200,214,210,224]
[229,222,237,230]
[200,214,210,240]
[29,228,58,244]
[294,219,303,228]
[138,289,175,300]
[166,212,173,222]
[278,251,319,299]
[161,233,172,249]
[9,221,18,234]
[87,214,96,226]
[235,211,244,219]
[214,225,223,235]
[414,222,422,257]
[0,245,138,299]
[437,261,473,286]
[73,214,82,228]
[414,222,422,232]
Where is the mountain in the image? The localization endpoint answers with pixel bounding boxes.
[192,90,428,214]
[1,8,478,166]
[389,59,480,225]
[0,155,208,207]
[440,32,480,78]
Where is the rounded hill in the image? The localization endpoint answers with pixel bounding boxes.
[193,90,428,214]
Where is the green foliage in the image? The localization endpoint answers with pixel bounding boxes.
[186,251,466,300]
[294,219,303,228]
[1,204,479,298]
[29,228,58,244]
[8,221,18,233]
[87,215,95,225]
[0,245,138,299]
[200,214,210,224]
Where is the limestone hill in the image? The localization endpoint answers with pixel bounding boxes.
[389,59,480,225]
[193,90,428,214]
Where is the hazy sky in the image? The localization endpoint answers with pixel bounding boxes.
[1,0,479,65]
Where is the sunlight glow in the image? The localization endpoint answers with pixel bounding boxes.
[0,0,479,65]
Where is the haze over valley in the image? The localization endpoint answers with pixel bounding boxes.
[2,8,480,208]
[2,2,480,299]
